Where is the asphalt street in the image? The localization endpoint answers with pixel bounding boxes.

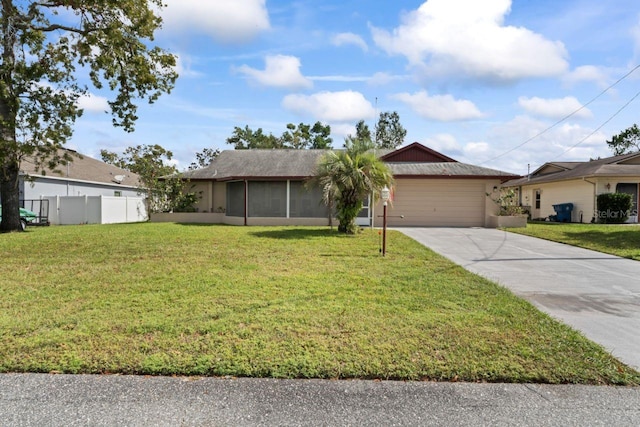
[1,374,640,426]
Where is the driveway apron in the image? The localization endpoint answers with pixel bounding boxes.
[397,227,640,370]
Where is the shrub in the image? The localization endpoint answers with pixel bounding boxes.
[596,193,632,224]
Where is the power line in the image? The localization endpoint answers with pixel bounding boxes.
[478,64,640,165]
[553,87,640,159]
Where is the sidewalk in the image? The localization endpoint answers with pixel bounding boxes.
[1,374,639,426]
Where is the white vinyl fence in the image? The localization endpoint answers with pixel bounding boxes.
[44,195,147,225]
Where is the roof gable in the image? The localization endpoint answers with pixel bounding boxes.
[380,142,457,163]
[616,153,640,165]
[532,163,577,176]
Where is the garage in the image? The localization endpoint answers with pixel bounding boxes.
[371,143,520,228]
[388,179,487,227]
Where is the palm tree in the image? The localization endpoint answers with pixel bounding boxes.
[312,140,394,234]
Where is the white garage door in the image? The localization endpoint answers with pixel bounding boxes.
[386,179,486,227]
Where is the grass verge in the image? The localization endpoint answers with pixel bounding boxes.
[507,222,640,260]
[1,223,638,384]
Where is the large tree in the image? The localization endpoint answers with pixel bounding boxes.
[226,125,283,149]
[607,124,640,156]
[188,147,220,171]
[312,138,394,234]
[0,1,177,232]
[280,121,332,149]
[227,122,332,150]
[375,111,406,149]
[101,144,193,213]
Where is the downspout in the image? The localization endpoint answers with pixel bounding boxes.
[244,180,248,226]
[583,177,596,223]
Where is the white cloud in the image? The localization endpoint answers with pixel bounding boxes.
[393,91,484,121]
[518,96,592,120]
[237,55,312,90]
[481,115,611,172]
[367,72,408,86]
[282,90,376,122]
[422,133,462,152]
[463,141,491,158]
[332,32,368,52]
[77,93,109,113]
[563,65,611,88]
[370,0,568,82]
[161,0,270,44]
[173,54,203,78]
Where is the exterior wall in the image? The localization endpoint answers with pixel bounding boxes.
[213,182,226,213]
[189,181,211,212]
[21,176,140,199]
[150,212,330,226]
[169,178,505,227]
[152,212,225,223]
[518,177,640,223]
[245,217,331,226]
[519,179,595,223]
[373,178,500,227]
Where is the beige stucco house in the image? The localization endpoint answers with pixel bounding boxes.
[154,143,519,227]
[502,152,640,223]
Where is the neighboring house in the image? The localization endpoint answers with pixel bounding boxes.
[161,142,519,227]
[19,148,141,199]
[16,148,147,225]
[502,152,640,223]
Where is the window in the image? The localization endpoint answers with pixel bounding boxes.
[248,181,287,217]
[226,181,245,217]
[535,190,541,209]
[289,181,328,218]
[114,191,122,197]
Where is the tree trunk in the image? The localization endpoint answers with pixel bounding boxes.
[0,0,23,232]
[0,159,21,232]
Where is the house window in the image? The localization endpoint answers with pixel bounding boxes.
[248,181,287,217]
[114,191,122,197]
[289,181,328,218]
[535,190,541,209]
[226,181,245,217]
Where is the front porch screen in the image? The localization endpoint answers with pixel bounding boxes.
[290,181,328,218]
[226,181,245,217]
[248,181,287,217]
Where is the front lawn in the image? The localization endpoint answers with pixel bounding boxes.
[1,223,638,384]
[507,222,640,260]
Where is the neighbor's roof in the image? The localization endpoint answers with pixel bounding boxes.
[183,143,519,181]
[19,148,141,187]
[503,151,640,187]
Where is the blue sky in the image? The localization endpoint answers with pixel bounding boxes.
[68,0,640,175]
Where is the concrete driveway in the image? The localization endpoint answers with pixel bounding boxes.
[397,227,640,370]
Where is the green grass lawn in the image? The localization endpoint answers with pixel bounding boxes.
[507,222,640,260]
[1,223,638,384]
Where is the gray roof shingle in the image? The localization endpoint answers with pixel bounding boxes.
[20,149,141,187]
[182,148,518,180]
[504,152,640,186]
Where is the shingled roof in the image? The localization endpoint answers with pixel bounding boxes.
[182,143,519,181]
[503,152,640,187]
[182,149,327,180]
[388,162,518,178]
[20,148,141,188]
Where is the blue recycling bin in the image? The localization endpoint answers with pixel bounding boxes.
[552,203,573,222]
